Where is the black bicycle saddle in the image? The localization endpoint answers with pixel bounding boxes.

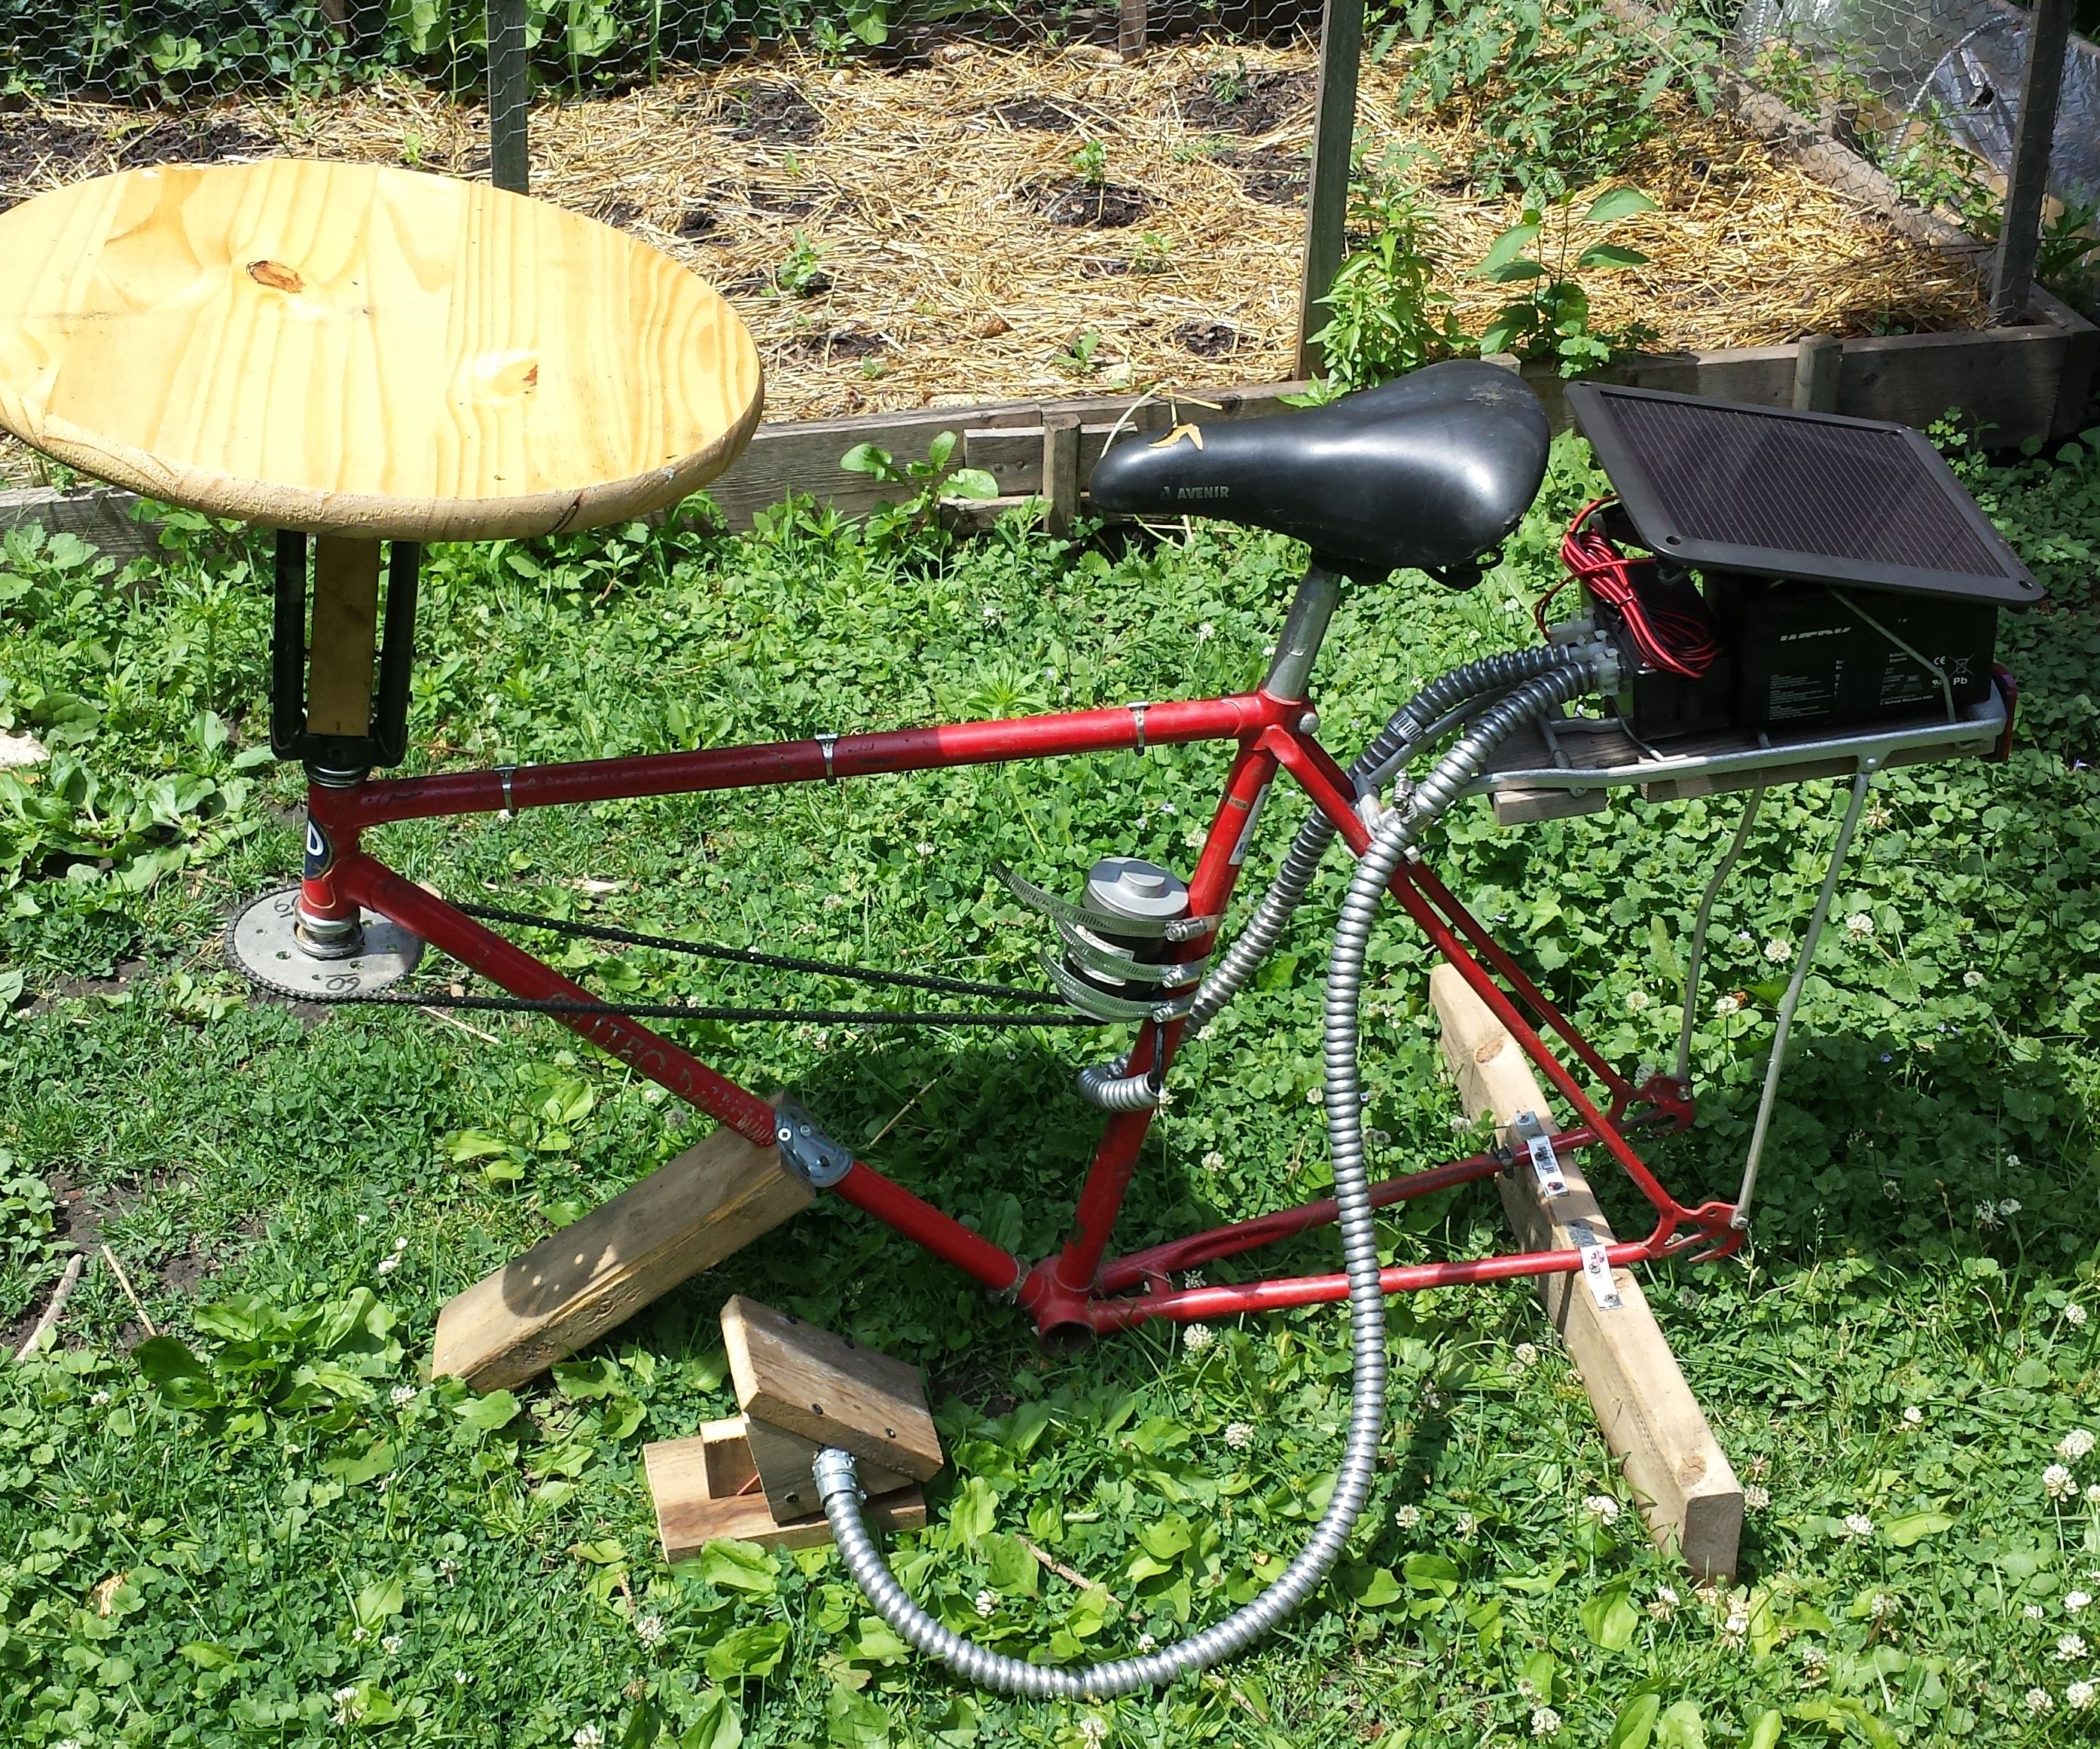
[1086,359,1551,587]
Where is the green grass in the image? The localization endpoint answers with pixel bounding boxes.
[1,420,2098,1747]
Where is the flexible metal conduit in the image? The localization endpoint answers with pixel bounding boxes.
[816,658,1598,1699]
[1079,646,1580,1112]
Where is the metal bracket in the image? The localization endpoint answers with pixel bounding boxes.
[1513,1110,1567,1200]
[772,1098,855,1189]
[1127,701,1150,750]
[816,733,839,782]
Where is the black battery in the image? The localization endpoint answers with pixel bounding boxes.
[1713,572,1998,732]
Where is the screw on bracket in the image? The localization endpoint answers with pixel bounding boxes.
[772,1097,855,1188]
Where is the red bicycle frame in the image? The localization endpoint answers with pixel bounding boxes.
[297,652,1739,1341]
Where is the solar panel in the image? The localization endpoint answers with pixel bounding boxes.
[1565,384,2040,606]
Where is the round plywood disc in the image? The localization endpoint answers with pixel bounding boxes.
[0,162,764,540]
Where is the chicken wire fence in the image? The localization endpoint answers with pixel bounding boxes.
[1730,0,2099,209]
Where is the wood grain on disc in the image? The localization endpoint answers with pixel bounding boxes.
[0,161,763,539]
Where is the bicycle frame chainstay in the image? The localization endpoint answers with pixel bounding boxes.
[295,682,1736,1336]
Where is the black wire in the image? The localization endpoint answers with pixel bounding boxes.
[453,900,1064,1006]
[346,987,1106,1027]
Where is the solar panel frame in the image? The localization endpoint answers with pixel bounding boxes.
[1565,384,2042,606]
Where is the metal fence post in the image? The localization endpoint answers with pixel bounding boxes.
[487,0,530,196]
[1296,0,1366,379]
[1990,0,2074,325]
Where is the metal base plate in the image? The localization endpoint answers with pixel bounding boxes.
[225,887,423,1002]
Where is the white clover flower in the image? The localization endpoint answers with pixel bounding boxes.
[1454,1512,1477,1538]
[380,1633,403,1655]
[2006,1153,2023,1168]
[1394,1504,1422,1531]
[1513,1342,1540,1369]
[2070,1680,2097,1711]
[1870,1593,1897,1620]
[90,1389,111,1408]
[1763,939,1791,963]
[1196,622,1215,642]
[636,1615,666,1647]
[438,1557,461,1583]
[1182,1323,1214,1353]
[2061,1430,2097,1462]
[1714,994,1742,1016]
[1903,1406,1924,1425]
[975,1589,997,1619]
[1625,989,1651,1013]
[352,1626,369,1644]
[2071,1592,2093,1613]
[2087,1484,2100,1506]
[1724,1608,1751,1636]
[574,1730,605,1749]
[1583,1494,1622,1526]
[2066,1305,2090,1329]
[332,1685,362,1724]
[1744,1485,1771,1511]
[1079,1715,1109,1748]
[2026,1687,2053,1715]
[1800,1642,1827,1670]
[1649,1587,1678,1620]
[1421,1384,1444,1411]
[377,1253,402,1275]
[1199,1149,1225,1174]
[454,1670,470,1686]
[2047,1464,2079,1501]
[1182,1270,1207,1289]
[916,842,935,856]
[1842,1513,1874,1539]
[1964,969,1985,987]
[2062,1633,2088,1661]
[1136,1631,1157,1651]
[1999,1198,2023,1218]
[1976,1202,2002,1228]
[390,1384,417,1408]
[1531,1707,1561,1737]
[1305,1085,1321,1104]
[1845,913,1874,938]
[1223,1421,1253,1451]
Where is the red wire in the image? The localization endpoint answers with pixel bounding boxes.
[1552,498,1717,679]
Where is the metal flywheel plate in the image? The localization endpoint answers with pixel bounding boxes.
[225,886,424,1002]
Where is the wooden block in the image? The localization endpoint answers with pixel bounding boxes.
[432,1123,813,1392]
[1429,964,1743,1583]
[744,1415,913,1522]
[645,1418,926,1559]
[720,1295,943,1484]
[1117,0,1146,60]
[305,536,382,736]
[1793,334,1843,413]
[1042,413,1082,536]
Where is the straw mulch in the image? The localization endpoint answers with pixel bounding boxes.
[0,38,1987,489]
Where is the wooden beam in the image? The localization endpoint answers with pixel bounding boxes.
[1992,0,2077,324]
[1429,964,1743,1582]
[644,1418,926,1559]
[432,1122,813,1391]
[1041,411,1081,536]
[1117,0,1146,62]
[1792,334,1842,413]
[720,1294,944,1484]
[486,0,530,195]
[1296,0,1366,377]
[304,536,382,738]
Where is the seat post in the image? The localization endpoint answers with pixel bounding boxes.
[1262,560,1343,703]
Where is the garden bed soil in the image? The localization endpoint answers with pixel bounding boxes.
[0,41,1990,490]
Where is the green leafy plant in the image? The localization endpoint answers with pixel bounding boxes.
[1310,169,1470,391]
[838,429,998,548]
[1061,328,1105,376]
[1473,185,1659,374]
[773,230,829,298]
[1131,230,1174,275]
[1389,0,1717,197]
[1070,138,1108,188]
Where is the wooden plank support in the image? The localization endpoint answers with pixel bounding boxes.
[644,1417,927,1558]
[1117,0,1146,62]
[432,1122,813,1392]
[1041,411,1082,536]
[1792,334,1842,413]
[1429,964,1743,1581]
[304,536,383,737]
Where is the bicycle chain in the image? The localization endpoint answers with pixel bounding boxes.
[230,897,1105,1028]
